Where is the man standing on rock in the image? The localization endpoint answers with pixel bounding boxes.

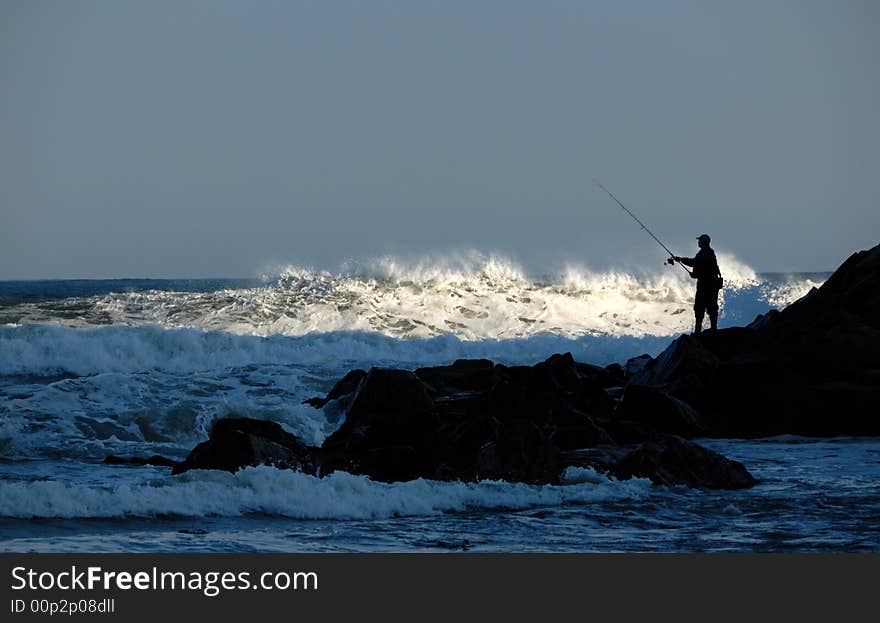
[670,233,723,335]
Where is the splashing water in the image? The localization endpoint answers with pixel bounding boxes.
[0,252,821,340]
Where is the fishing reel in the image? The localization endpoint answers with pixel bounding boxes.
[666,257,676,266]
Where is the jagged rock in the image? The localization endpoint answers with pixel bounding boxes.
[317,357,607,483]
[631,335,720,388]
[625,354,653,378]
[549,411,615,450]
[347,368,434,421]
[611,436,756,489]
[415,359,499,395]
[172,417,318,475]
[619,244,880,437]
[560,445,632,475]
[303,369,366,408]
[599,362,627,386]
[318,368,438,481]
[618,384,708,436]
[476,418,561,484]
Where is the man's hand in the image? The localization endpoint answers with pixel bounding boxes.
[667,257,677,265]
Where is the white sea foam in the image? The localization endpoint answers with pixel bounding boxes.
[0,466,653,520]
[0,324,672,377]
[0,327,668,456]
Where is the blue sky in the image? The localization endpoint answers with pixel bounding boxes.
[2,1,877,278]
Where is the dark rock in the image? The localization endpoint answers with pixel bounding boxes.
[560,445,632,475]
[618,384,708,437]
[627,243,880,437]
[793,382,880,436]
[747,309,781,331]
[476,418,561,484]
[534,352,583,391]
[318,358,578,484]
[483,370,553,424]
[347,368,434,421]
[103,454,178,468]
[601,419,658,444]
[172,418,318,475]
[611,436,756,489]
[322,445,423,483]
[173,343,764,488]
[415,359,498,395]
[549,411,615,450]
[631,335,719,388]
[319,368,437,481]
[303,369,366,408]
[624,354,653,378]
[600,362,627,387]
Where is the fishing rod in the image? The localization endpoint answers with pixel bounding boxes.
[593,179,690,274]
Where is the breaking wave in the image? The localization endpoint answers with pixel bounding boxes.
[0,252,823,342]
[0,466,652,520]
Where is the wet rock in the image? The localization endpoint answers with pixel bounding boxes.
[618,384,708,437]
[303,369,366,408]
[631,335,719,388]
[347,368,434,421]
[599,362,627,386]
[318,368,438,481]
[318,358,588,483]
[415,359,498,395]
[560,445,632,475]
[601,419,659,444]
[611,436,756,489]
[476,418,561,484]
[618,244,880,437]
[172,417,318,476]
[624,354,653,378]
[549,412,615,450]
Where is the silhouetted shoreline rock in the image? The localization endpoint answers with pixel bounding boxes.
[171,418,318,476]
[171,243,880,490]
[626,242,880,437]
[173,353,748,488]
[610,435,756,489]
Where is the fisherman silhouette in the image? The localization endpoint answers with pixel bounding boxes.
[669,234,723,334]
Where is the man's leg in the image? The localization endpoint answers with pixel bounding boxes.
[707,289,719,331]
[693,293,704,335]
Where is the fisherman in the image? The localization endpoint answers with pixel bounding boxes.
[670,234,722,334]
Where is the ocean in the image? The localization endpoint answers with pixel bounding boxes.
[2,254,878,552]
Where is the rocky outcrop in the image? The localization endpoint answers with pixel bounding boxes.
[625,243,880,437]
[171,354,647,485]
[617,384,707,437]
[318,362,571,483]
[172,418,318,476]
[610,436,756,489]
[172,348,756,488]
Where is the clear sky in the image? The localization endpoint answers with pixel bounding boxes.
[2,0,877,278]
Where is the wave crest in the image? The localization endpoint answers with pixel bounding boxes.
[1,252,823,342]
[0,466,652,520]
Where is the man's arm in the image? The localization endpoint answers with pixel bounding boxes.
[673,256,695,267]
[671,255,698,279]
